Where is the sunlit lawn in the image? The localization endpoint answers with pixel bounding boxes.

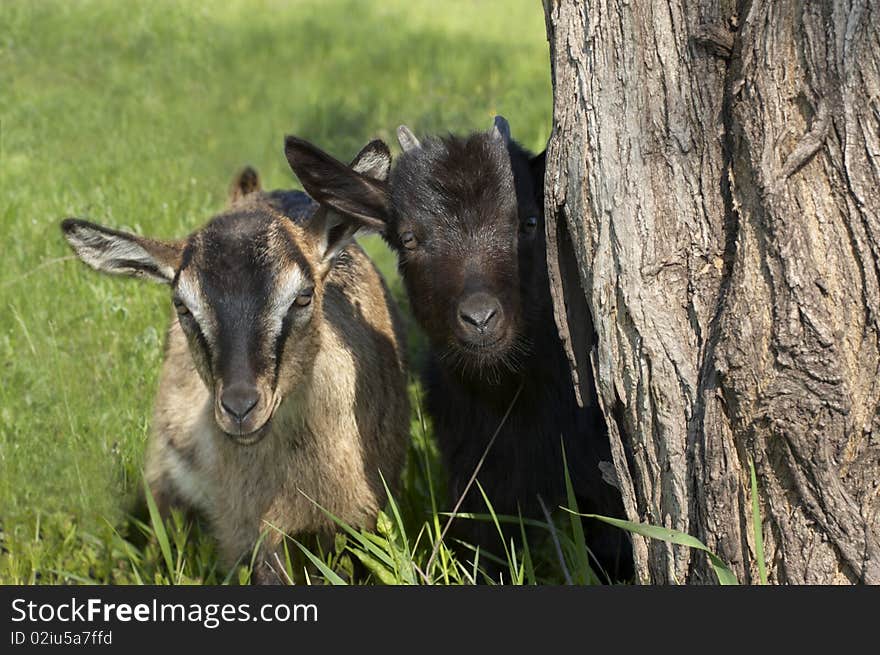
[0,0,559,583]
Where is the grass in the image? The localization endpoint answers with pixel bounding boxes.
[0,0,565,584]
[0,0,751,585]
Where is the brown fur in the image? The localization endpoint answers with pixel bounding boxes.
[148,236,407,578]
[61,146,408,583]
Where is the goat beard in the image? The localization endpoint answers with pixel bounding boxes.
[437,332,532,385]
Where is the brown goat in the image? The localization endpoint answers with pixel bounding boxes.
[61,141,409,583]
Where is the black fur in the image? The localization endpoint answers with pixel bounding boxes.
[389,131,632,581]
[285,130,634,581]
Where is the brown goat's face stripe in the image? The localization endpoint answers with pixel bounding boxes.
[170,205,317,437]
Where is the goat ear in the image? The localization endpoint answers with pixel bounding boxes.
[228,166,262,205]
[284,135,389,231]
[349,139,392,181]
[309,139,391,265]
[308,208,361,273]
[396,125,421,152]
[61,219,182,284]
[490,115,511,144]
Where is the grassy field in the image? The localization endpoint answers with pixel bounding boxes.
[0,0,586,584]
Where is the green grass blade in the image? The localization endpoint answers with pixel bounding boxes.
[379,471,410,556]
[561,442,595,584]
[105,519,145,585]
[378,471,417,584]
[222,553,246,586]
[518,510,536,585]
[49,570,98,584]
[453,539,508,568]
[293,539,347,586]
[142,479,174,578]
[245,530,271,584]
[749,458,768,585]
[567,511,739,585]
[413,384,451,584]
[438,512,549,530]
[475,481,512,577]
[297,489,396,569]
[707,554,740,586]
[281,540,295,585]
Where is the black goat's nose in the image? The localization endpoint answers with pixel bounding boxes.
[458,293,502,333]
[220,384,259,422]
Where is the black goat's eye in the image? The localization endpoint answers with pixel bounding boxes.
[521,216,539,232]
[173,299,190,316]
[294,287,314,307]
[400,231,418,250]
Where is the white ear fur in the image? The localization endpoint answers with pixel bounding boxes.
[62,220,175,283]
[351,145,391,181]
[396,125,421,152]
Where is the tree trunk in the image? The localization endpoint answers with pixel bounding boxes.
[543,0,880,584]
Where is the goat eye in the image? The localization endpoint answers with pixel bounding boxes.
[294,288,314,307]
[173,299,190,316]
[400,231,418,250]
[521,216,539,232]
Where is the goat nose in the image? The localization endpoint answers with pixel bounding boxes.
[220,384,259,422]
[458,294,502,332]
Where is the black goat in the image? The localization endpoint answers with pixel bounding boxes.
[286,118,632,581]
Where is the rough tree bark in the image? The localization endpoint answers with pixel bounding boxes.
[543,0,880,584]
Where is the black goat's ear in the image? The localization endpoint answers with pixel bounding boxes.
[349,139,392,182]
[284,136,390,232]
[228,166,262,205]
